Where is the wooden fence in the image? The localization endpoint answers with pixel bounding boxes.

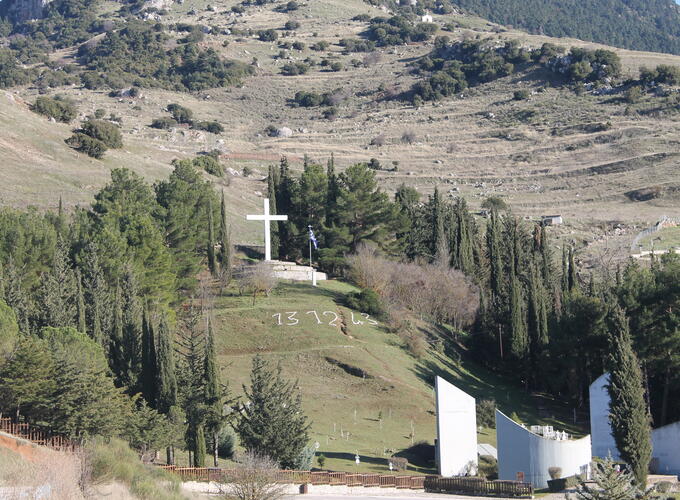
[159,466,427,489]
[0,417,78,452]
[424,476,534,497]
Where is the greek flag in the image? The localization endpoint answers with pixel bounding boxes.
[308,227,319,249]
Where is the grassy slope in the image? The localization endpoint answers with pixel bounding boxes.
[210,279,584,474]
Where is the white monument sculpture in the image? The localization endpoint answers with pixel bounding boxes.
[589,373,680,475]
[496,410,591,488]
[246,198,288,262]
[435,376,478,476]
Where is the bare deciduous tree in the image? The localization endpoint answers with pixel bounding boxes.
[218,451,287,500]
[238,263,278,306]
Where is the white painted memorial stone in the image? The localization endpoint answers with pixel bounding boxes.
[246,198,288,262]
[435,376,478,477]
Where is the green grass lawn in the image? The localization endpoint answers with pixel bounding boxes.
[200,278,587,474]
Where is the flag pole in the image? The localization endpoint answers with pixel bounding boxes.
[308,225,312,268]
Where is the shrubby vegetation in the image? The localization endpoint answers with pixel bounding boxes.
[364,15,437,46]
[76,21,254,91]
[410,38,621,103]
[31,95,77,123]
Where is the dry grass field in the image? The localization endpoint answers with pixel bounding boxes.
[2,0,679,260]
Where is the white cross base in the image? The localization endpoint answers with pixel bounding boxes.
[246,198,288,261]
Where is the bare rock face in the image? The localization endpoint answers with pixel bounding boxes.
[3,0,53,23]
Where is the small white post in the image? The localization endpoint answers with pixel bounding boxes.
[312,270,317,287]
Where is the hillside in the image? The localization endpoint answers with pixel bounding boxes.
[207,278,586,473]
[449,0,680,55]
[0,0,679,265]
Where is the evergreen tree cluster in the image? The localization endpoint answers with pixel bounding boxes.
[265,156,406,274]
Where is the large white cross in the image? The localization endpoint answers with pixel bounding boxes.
[246,198,288,261]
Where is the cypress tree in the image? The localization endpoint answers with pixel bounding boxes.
[607,306,652,487]
[204,318,222,466]
[509,275,529,360]
[141,305,158,406]
[207,200,217,276]
[219,191,232,285]
[236,355,310,469]
[430,187,443,260]
[121,265,142,392]
[487,209,504,299]
[455,198,474,274]
[155,314,177,414]
[568,246,579,292]
[561,245,569,294]
[194,424,207,467]
[267,166,280,259]
[109,283,125,386]
[81,244,107,348]
[326,154,340,226]
[4,257,30,334]
[40,236,76,328]
[75,269,86,334]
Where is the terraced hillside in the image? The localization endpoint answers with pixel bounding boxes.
[2,0,680,260]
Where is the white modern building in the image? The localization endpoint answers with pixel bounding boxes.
[496,410,592,488]
[589,373,680,475]
[435,376,478,476]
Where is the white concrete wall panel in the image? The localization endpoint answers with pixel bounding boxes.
[589,373,621,460]
[651,421,680,475]
[496,410,592,488]
[435,376,478,476]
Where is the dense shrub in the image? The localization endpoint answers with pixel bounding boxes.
[31,96,77,123]
[346,288,384,317]
[281,62,309,75]
[258,29,278,42]
[192,121,224,134]
[310,41,330,51]
[167,103,193,124]
[79,119,123,148]
[284,20,300,30]
[150,117,178,129]
[0,48,33,88]
[639,64,680,85]
[193,155,224,176]
[65,132,108,158]
[513,89,530,100]
[339,38,376,52]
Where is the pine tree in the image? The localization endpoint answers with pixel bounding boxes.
[219,191,233,286]
[203,318,222,466]
[236,355,310,469]
[207,199,217,276]
[141,305,158,406]
[607,306,652,487]
[487,209,504,299]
